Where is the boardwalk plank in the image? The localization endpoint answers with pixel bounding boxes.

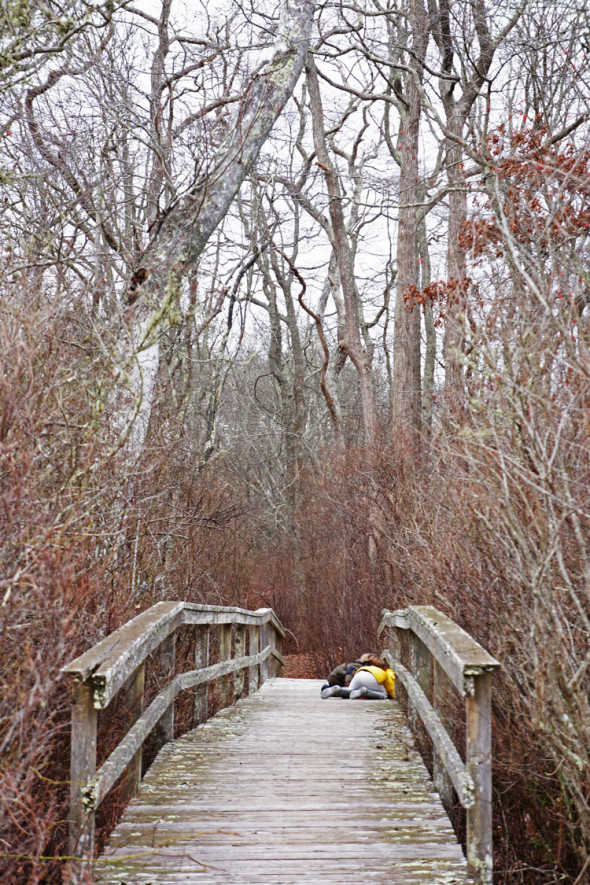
[94,678,470,884]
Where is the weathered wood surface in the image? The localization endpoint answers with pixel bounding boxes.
[94,678,470,885]
[380,605,499,885]
[379,607,500,697]
[64,603,286,864]
[383,653,474,808]
[63,603,285,710]
[87,648,279,813]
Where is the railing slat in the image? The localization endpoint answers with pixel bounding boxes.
[260,620,269,683]
[219,623,232,708]
[249,624,260,692]
[234,624,246,700]
[194,625,209,724]
[82,647,273,812]
[379,606,499,696]
[63,602,285,871]
[380,605,499,885]
[383,653,475,808]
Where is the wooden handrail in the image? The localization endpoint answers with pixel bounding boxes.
[62,602,285,868]
[378,605,500,885]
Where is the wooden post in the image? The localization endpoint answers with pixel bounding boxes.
[433,661,454,809]
[120,662,145,804]
[381,625,405,709]
[259,620,269,684]
[386,625,402,663]
[68,682,97,861]
[219,623,232,708]
[158,632,176,745]
[249,624,260,693]
[466,672,493,885]
[234,624,246,699]
[275,629,283,677]
[389,624,409,712]
[409,634,431,729]
[268,625,277,678]
[409,633,433,766]
[194,625,209,724]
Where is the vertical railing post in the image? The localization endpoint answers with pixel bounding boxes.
[249,624,260,693]
[275,627,283,677]
[466,671,493,885]
[68,681,97,862]
[159,632,176,744]
[383,624,401,663]
[219,622,232,708]
[268,625,277,677]
[259,619,269,684]
[234,624,246,699]
[194,625,209,724]
[382,623,408,712]
[433,661,454,809]
[409,633,432,736]
[120,662,145,804]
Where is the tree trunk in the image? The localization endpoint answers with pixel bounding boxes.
[442,110,468,398]
[306,57,379,446]
[123,0,315,452]
[391,0,429,437]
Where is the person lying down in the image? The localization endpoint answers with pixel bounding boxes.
[321,653,395,700]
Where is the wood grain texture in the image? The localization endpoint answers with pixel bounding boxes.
[380,605,498,884]
[87,648,278,812]
[68,682,97,856]
[382,653,474,808]
[63,603,285,710]
[379,607,499,697]
[94,678,470,885]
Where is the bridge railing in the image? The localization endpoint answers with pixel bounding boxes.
[379,605,500,885]
[62,602,284,863]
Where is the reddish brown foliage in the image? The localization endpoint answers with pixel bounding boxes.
[0,299,261,882]
[461,124,590,259]
[282,653,319,679]
[403,277,478,325]
[247,425,589,882]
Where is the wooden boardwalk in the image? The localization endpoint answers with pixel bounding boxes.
[94,678,469,885]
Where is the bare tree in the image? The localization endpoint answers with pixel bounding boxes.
[303,57,380,444]
[390,0,429,434]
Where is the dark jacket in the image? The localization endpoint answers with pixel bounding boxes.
[327,660,364,687]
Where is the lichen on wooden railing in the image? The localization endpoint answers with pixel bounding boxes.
[378,605,500,885]
[62,602,284,869]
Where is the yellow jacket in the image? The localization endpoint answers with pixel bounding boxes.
[356,665,395,698]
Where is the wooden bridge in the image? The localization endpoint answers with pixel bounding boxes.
[63,603,499,885]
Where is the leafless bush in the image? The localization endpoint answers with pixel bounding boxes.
[0,282,252,881]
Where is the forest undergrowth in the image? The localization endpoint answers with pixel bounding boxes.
[1,293,589,885]
[2,0,589,880]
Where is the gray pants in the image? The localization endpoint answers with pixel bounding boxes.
[348,670,387,698]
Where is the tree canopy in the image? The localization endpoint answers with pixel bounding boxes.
[1,0,589,881]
